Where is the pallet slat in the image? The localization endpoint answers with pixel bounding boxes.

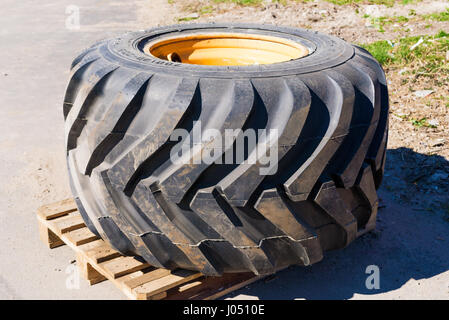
[102,256,150,279]
[132,270,203,300]
[85,244,121,263]
[37,198,77,220]
[65,227,100,246]
[124,268,172,289]
[37,198,264,300]
[78,239,105,253]
[51,215,85,233]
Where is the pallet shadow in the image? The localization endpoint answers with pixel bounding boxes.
[226,147,449,299]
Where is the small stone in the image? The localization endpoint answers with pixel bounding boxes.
[413,90,433,98]
[429,138,445,147]
[427,119,439,127]
[181,13,199,19]
[364,5,381,18]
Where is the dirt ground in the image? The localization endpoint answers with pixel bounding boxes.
[0,0,448,300]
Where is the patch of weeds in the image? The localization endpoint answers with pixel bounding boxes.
[410,117,437,128]
[360,40,393,64]
[326,0,420,6]
[423,8,449,22]
[393,113,438,128]
[436,95,449,108]
[394,113,408,119]
[273,0,288,5]
[199,5,214,14]
[361,31,449,81]
[212,0,263,5]
[369,15,409,32]
[177,16,199,22]
[212,0,311,4]
[196,0,421,7]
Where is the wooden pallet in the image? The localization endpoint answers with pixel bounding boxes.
[37,199,263,300]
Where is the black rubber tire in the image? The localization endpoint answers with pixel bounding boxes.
[64,23,389,276]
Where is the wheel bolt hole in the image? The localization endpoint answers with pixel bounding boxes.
[168,52,182,63]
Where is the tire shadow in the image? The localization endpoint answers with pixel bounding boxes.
[226,147,449,299]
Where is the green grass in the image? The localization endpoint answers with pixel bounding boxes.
[211,0,308,4]
[326,0,419,6]
[435,95,449,108]
[212,0,263,5]
[199,5,214,14]
[410,117,437,128]
[394,114,438,128]
[423,8,449,22]
[208,0,419,6]
[368,15,410,32]
[363,8,449,33]
[361,40,393,65]
[177,16,199,22]
[361,31,449,76]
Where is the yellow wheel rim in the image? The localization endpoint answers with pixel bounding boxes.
[146,33,310,66]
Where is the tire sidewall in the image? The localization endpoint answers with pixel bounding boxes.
[102,23,355,78]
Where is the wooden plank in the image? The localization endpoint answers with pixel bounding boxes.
[124,268,171,290]
[37,219,64,248]
[116,270,146,285]
[85,244,121,264]
[133,269,202,300]
[76,253,107,285]
[50,214,85,234]
[77,239,105,253]
[166,273,258,300]
[65,227,99,246]
[101,256,150,279]
[148,292,167,300]
[37,198,77,220]
[178,280,204,293]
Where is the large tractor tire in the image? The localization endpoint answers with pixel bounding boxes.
[64,23,388,276]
